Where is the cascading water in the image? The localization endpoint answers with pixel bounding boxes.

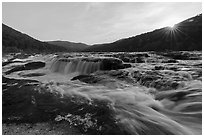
[50,57,126,75]
[50,58,102,75]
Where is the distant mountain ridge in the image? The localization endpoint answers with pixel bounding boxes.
[84,14,202,52]
[47,41,89,52]
[2,24,69,53]
[2,14,202,54]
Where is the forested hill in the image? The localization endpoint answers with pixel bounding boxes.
[2,24,69,53]
[47,41,89,52]
[84,14,202,52]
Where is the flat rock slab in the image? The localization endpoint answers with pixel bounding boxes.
[5,61,46,75]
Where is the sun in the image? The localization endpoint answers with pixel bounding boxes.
[160,17,181,29]
[168,23,175,28]
[159,18,184,45]
[165,21,177,29]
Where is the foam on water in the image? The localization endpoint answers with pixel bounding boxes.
[41,80,201,134]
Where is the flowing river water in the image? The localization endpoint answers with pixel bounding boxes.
[2,51,202,135]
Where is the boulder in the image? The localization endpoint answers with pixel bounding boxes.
[100,58,123,70]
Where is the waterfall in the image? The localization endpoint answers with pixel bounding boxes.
[50,58,102,75]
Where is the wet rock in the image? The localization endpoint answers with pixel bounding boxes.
[111,53,149,63]
[130,70,189,90]
[108,70,124,76]
[19,73,46,77]
[123,63,131,68]
[100,58,132,70]
[136,57,145,63]
[158,51,201,60]
[128,57,145,63]
[168,67,179,71]
[191,69,202,80]
[5,61,46,75]
[162,59,178,63]
[2,60,23,66]
[13,53,32,59]
[154,66,165,70]
[120,57,130,62]
[100,58,123,70]
[71,75,103,84]
[130,59,136,63]
[108,70,129,78]
[23,62,45,69]
[71,75,90,81]
[137,53,149,58]
[2,54,27,66]
[106,70,135,83]
[2,76,40,122]
[177,71,193,80]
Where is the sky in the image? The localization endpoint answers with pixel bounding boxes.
[2,2,202,45]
